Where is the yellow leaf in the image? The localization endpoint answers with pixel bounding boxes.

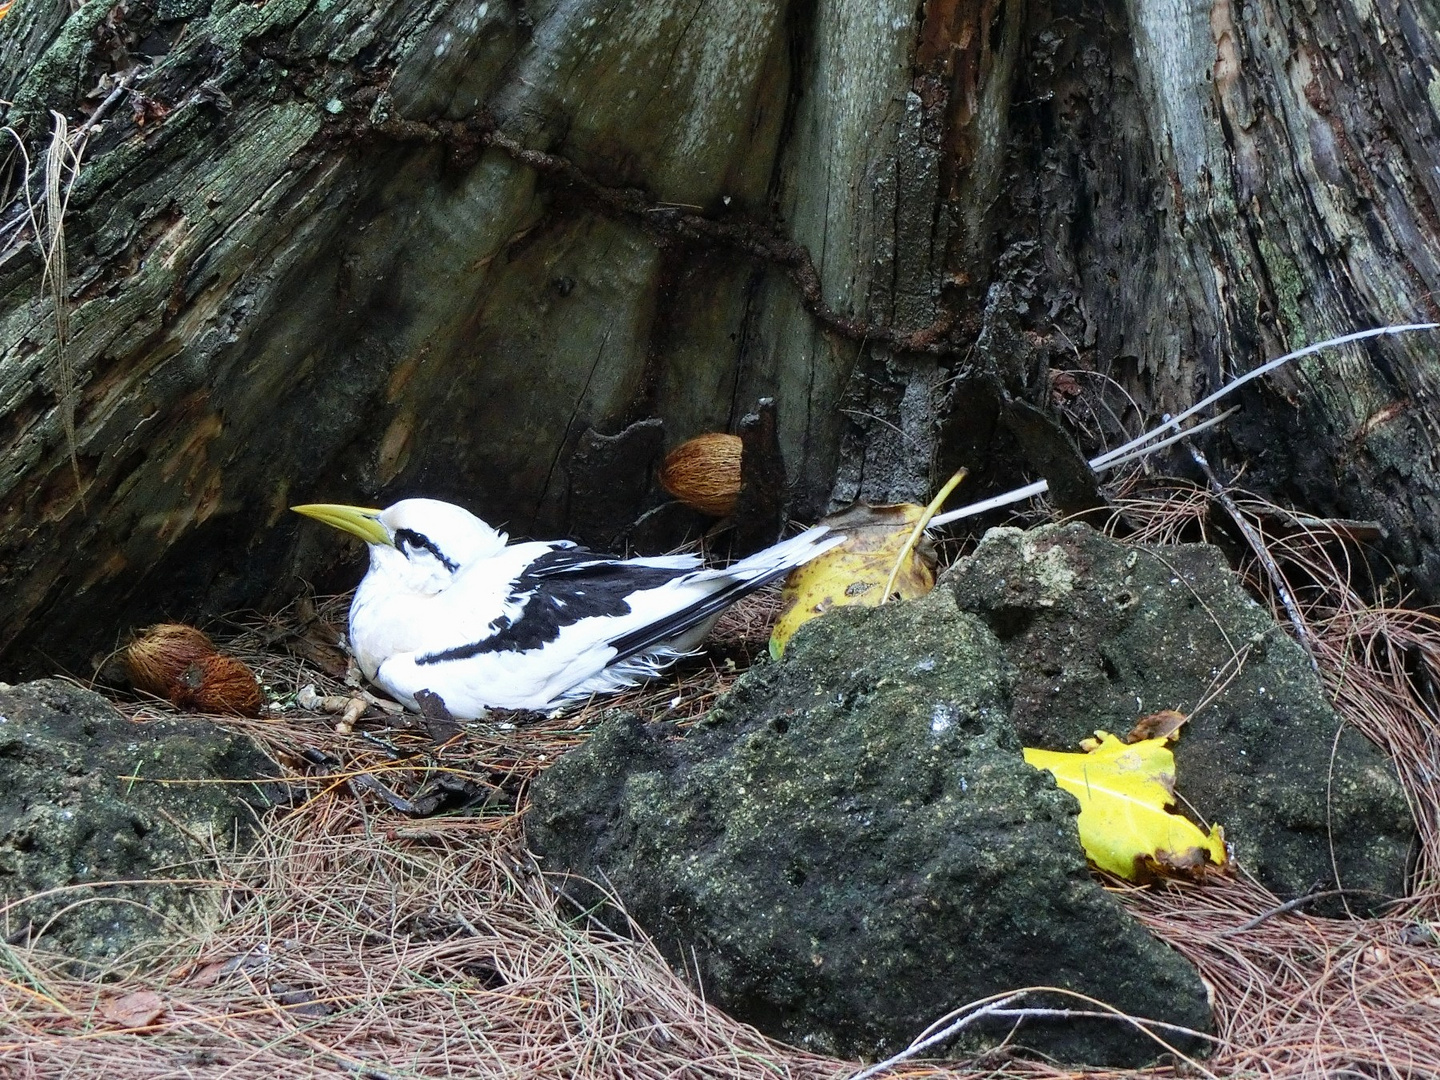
[769,502,934,657]
[769,469,966,657]
[1023,732,1229,883]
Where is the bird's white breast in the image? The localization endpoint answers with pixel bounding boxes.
[349,546,531,683]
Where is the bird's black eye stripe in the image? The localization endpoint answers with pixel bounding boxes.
[394,528,458,572]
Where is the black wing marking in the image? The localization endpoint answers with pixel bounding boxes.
[520,544,628,579]
[416,547,691,664]
[606,561,797,663]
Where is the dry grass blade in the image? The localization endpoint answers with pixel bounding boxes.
[41,110,90,499]
[5,113,92,500]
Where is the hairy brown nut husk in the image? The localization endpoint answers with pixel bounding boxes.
[124,623,264,717]
[659,433,743,517]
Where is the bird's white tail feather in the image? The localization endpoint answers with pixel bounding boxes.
[722,525,841,581]
[601,526,841,667]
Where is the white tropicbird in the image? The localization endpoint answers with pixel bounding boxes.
[293,498,841,718]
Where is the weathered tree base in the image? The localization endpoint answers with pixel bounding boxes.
[3,0,1440,676]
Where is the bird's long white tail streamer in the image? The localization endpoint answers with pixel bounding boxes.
[926,322,1440,530]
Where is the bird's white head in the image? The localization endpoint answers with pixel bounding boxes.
[292,497,507,595]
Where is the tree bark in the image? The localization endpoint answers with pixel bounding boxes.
[0,0,924,668]
[2,0,1440,672]
[934,0,1440,590]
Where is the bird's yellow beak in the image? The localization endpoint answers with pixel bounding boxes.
[291,503,393,547]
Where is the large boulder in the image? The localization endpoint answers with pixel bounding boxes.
[945,524,1414,912]
[0,680,277,973]
[527,589,1214,1066]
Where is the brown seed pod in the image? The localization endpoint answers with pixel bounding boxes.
[179,653,265,717]
[124,623,214,698]
[123,623,264,717]
[659,433,743,517]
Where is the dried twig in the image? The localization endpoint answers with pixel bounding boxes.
[844,993,1024,1080]
[1217,888,1374,936]
[1183,435,1320,671]
[5,113,94,502]
[928,324,1439,530]
[41,112,80,496]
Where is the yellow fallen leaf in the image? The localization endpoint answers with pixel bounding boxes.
[769,469,966,657]
[769,502,934,656]
[1023,732,1229,883]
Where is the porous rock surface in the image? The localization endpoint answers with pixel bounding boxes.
[946,524,1414,912]
[526,588,1213,1066]
[0,680,277,972]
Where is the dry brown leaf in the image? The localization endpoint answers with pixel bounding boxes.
[1124,709,1190,743]
[101,990,166,1029]
[186,946,268,988]
[271,984,335,1018]
[186,960,231,990]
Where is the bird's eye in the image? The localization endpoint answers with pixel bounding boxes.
[394,528,459,572]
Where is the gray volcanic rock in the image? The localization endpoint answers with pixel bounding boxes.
[527,589,1213,1066]
[0,679,277,973]
[945,524,1415,912]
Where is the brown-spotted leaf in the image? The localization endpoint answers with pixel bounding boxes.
[1024,732,1230,884]
[769,502,937,657]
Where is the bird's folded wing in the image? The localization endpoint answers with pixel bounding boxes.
[609,526,842,662]
[520,544,702,579]
[605,576,763,662]
[424,549,696,664]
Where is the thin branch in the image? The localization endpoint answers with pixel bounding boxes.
[1092,323,1440,467]
[843,989,1222,1080]
[1217,888,1379,936]
[928,324,1440,531]
[842,993,1023,1080]
[42,110,79,494]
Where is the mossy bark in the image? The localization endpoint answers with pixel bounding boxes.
[932,0,1440,594]
[2,0,1440,668]
[0,0,922,668]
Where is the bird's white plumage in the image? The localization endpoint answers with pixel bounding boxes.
[320,498,841,718]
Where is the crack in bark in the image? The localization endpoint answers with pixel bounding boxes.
[328,111,960,357]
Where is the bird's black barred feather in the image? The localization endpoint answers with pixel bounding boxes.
[607,560,795,662]
[417,546,690,663]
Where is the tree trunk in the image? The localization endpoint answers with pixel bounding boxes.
[935,0,1440,587]
[0,0,925,668]
[1,0,1439,672]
